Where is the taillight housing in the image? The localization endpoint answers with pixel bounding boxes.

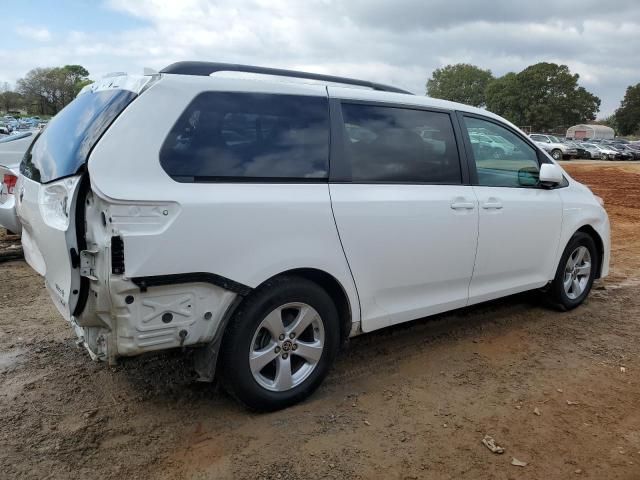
[39,176,81,231]
[3,174,17,195]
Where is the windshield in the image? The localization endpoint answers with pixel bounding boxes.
[20,89,136,183]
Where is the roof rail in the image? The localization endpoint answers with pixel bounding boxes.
[160,61,413,95]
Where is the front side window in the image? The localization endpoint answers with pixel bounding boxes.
[530,134,548,143]
[464,116,540,188]
[160,92,329,181]
[340,104,461,184]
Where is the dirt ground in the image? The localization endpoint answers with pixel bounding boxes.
[1,161,640,480]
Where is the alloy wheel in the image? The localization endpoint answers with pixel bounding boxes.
[249,302,325,392]
[563,246,592,300]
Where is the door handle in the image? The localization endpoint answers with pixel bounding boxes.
[482,200,503,209]
[450,199,475,210]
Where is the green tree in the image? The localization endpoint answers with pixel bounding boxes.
[485,72,523,125]
[0,82,25,113]
[426,63,494,107]
[62,65,91,97]
[615,83,640,136]
[485,63,600,131]
[16,65,91,115]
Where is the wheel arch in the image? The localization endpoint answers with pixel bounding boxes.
[199,266,357,383]
[261,268,355,343]
[575,225,604,279]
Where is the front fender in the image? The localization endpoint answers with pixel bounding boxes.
[556,186,610,279]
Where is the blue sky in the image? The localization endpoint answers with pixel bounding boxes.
[3,1,146,47]
[1,0,639,117]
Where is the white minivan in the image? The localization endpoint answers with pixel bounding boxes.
[15,62,610,410]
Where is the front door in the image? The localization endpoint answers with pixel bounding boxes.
[460,114,563,304]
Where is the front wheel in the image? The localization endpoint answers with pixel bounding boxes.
[551,149,562,161]
[547,232,598,310]
[219,276,340,411]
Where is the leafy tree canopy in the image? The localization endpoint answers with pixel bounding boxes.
[484,63,600,131]
[16,65,92,115]
[427,62,601,131]
[426,63,494,107]
[615,83,640,136]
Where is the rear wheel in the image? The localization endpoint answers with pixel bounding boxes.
[219,276,340,411]
[547,232,597,310]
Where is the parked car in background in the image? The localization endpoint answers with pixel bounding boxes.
[2,116,19,131]
[600,142,633,160]
[625,143,640,157]
[530,134,577,160]
[468,131,514,158]
[0,131,34,234]
[578,143,602,159]
[15,63,610,410]
[612,145,636,160]
[562,140,590,159]
[582,143,619,160]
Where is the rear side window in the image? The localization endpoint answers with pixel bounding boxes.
[160,92,329,181]
[20,90,136,183]
[340,104,461,183]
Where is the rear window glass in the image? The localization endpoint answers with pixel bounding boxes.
[159,92,329,181]
[20,90,136,183]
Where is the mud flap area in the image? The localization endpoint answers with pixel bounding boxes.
[192,296,243,382]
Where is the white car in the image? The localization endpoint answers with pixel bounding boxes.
[15,62,610,410]
[0,131,35,233]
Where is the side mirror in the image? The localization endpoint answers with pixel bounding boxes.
[539,163,563,186]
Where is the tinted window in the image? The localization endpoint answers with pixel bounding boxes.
[160,92,329,181]
[20,90,136,183]
[464,116,540,188]
[341,104,461,183]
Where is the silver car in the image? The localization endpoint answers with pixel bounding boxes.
[530,134,577,160]
[0,131,36,233]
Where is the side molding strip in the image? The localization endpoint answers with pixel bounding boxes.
[131,272,252,296]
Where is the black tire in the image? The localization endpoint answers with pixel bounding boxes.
[551,149,562,161]
[219,275,340,411]
[547,232,598,311]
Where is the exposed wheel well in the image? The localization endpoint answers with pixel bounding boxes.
[264,268,353,342]
[576,225,604,278]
